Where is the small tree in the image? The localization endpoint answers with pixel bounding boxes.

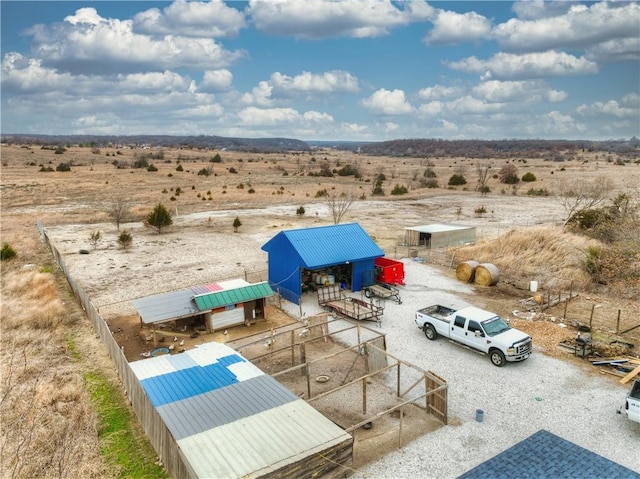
[146,203,173,234]
[327,191,355,224]
[476,162,492,197]
[109,196,129,231]
[117,230,133,250]
[448,174,467,186]
[233,216,242,232]
[1,243,17,261]
[498,164,519,184]
[88,231,102,249]
[296,206,305,216]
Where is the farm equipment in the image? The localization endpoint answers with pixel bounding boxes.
[374,257,405,286]
[364,282,402,304]
[317,284,384,326]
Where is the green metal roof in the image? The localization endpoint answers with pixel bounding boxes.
[193,282,274,310]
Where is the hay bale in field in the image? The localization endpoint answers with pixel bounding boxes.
[456,260,479,283]
[474,263,500,286]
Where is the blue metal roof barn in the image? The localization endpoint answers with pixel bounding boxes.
[129,342,353,478]
[261,223,384,304]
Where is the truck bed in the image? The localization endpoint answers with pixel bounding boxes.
[417,304,456,321]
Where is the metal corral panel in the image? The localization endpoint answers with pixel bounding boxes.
[129,342,351,479]
[194,282,273,310]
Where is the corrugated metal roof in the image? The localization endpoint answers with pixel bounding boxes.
[193,281,274,310]
[132,280,271,324]
[129,342,351,479]
[404,223,475,233]
[263,222,384,268]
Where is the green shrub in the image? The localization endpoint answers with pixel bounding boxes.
[118,230,133,250]
[248,188,255,194]
[423,168,437,178]
[233,216,242,232]
[502,174,519,184]
[391,184,408,195]
[521,172,536,182]
[228,167,238,174]
[315,189,328,198]
[147,164,158,172]
[56,162,71,172]
[336,164,361,178]
[296,206,305,216]
[197,167,212,176]
[424,179,439,188]
[176,164,184,172]
[527,188,550,196]
[448,174,467,186]
[133,158,149,169]
[39,166,54,172]
[211,154,222,163]
[1,243,17,261]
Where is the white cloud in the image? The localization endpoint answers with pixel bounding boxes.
[447,51,598,80]
[418,84,463,100]
[425,10,491,45]
[448,96,504,115]
[237,106,333,126]
[586,37,640,62]
[362,88,414,115]
[493,2,640,53]
[241,81,274,107]
[271,70,359,95]
[511,0,573,21]
[1,53,75,93]
[472,80,567,103]
[201,70,233,92]
[247,0,434,39]
[26,7,246,74]
[418,101,444,116]
[577,94,640,119]
[439,119,458,132]
[133,0,246,38]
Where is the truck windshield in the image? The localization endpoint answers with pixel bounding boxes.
[482,317,511,336]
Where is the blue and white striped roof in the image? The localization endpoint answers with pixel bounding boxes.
[129,342,351,478]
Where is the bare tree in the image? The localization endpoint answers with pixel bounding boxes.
[109,196,130,231]
[327,191,355,224]
[555,176,614,226]
[476,162,492,196]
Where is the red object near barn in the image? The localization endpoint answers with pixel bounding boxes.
[374,257,405,286]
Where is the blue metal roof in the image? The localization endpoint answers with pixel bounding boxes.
[262,222,384,269]
[129,342,353,478]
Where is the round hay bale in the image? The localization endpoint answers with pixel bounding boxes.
[456,260,479,283]
[474,263,500,286]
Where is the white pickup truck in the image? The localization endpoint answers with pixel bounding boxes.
[415,305,533,367]
[618,379,640,424]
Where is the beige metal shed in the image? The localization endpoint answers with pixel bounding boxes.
[404,223,476,248]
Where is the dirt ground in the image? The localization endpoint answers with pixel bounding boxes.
[2,142,639,468]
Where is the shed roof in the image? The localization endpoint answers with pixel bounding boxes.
[129,342,351,478]
[262,222,384,268]
[194,282,273,310]
[405,223,475,233]
[132,280,272,325]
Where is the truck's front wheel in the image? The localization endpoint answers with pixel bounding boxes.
[490,349,506,367]
[424,324,437,340]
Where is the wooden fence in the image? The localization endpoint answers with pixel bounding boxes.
[37,221,190,479]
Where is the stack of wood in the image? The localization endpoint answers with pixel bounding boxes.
[590,356,640,384]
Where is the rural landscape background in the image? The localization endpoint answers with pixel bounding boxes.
[1,135,639,477]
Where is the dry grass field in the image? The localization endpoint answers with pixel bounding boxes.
[1,141,639,476]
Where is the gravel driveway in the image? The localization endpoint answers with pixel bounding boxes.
[281,258,640,478]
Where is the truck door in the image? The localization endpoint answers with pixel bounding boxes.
[466,320,489,352]
[450,315,470,345]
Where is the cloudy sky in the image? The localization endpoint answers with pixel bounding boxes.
[1,1,638,141]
